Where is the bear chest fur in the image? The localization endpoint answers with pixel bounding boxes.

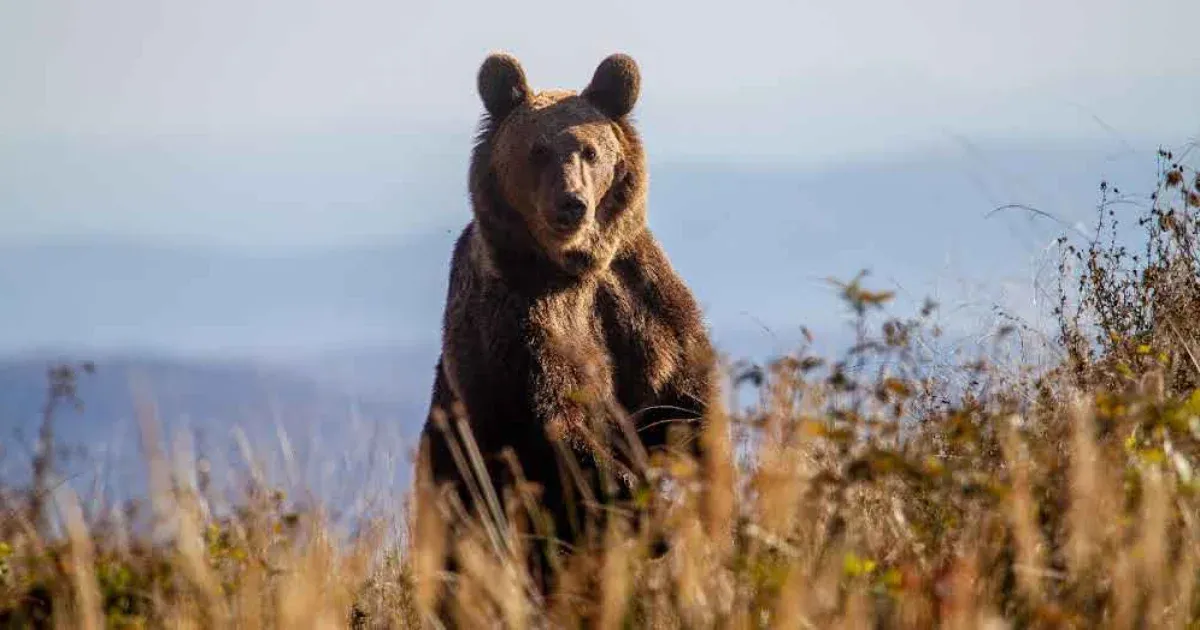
[531,270,681,407]
[445,258,685,441]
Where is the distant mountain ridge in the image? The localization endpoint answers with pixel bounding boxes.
[0,351,428,510]
[0,145,1150,358]
[0,231,458,355]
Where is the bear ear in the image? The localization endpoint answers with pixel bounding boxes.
[582,53,640,119]
[477,52,530,119]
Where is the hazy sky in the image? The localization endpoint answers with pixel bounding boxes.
[2,0,1199,248]
[5,0,1198,141]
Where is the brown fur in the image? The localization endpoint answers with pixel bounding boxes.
[414,52,717,614]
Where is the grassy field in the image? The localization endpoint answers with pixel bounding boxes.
[2,147,1199,629]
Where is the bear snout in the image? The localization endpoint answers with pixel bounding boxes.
[552,193,589,231]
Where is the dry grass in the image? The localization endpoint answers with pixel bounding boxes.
[1,148,1199,628]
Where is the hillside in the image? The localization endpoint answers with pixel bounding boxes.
[0,353,423,510]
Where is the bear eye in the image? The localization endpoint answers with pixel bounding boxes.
[581,144,598,163]
[530,143,551,166]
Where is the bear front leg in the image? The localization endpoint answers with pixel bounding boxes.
[524,329,631,541]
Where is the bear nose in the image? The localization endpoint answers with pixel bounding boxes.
[555,194,587,228]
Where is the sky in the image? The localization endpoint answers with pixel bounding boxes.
[4,1,1198,141]
[0,0,1199,356]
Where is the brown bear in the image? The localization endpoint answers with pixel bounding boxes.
[414,51,718,610]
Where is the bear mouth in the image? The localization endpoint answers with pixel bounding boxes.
[548,220,585,238]
[542,213,590,241]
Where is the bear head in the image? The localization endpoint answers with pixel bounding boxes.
[469,53,648,277]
